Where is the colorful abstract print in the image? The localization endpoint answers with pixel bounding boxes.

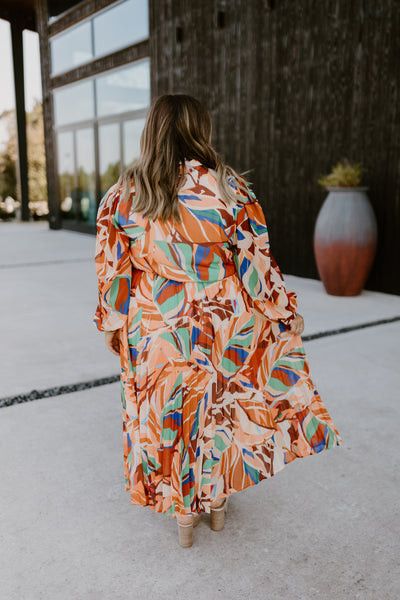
[93,158,343,519]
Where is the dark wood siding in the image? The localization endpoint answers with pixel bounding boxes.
[149,0,400,295]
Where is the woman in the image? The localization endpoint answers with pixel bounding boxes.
[93,93,343,548]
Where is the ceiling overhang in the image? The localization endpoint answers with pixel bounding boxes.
[0,0,37,31]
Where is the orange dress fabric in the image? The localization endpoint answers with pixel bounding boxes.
[93,158,343,519]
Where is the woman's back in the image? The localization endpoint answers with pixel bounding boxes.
[92,94,343,544]
[113,158,249,281]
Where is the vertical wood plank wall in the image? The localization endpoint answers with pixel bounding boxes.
[149,0,400,295]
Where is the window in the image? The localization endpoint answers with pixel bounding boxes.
[50,21,92,75]
[57,127,97,223]
[76,128,96,223]
[57,131,75,218]
[96,60,150,117]
[99,123,121,196]
[123,118,145,168]
[51,1,150,228]
[49,0,148,75]
[93,0,148,57]
[54,59,150,226]
[53,59,149,126]
[53,80,94,126]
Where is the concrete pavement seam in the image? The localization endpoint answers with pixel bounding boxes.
[301,314,400,341]
[0,374,120,409]
[0,258,92,268]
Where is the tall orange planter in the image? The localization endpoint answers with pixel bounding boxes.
[313,186,378,296]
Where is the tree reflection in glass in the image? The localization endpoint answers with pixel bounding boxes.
[57,131,75,220]
[123,118,145,169]
[76,128,96,224]
[99,122,121,197]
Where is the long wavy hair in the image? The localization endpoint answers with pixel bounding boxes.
[116,93,253,223]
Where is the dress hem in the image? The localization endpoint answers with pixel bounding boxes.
[125,436,344,519]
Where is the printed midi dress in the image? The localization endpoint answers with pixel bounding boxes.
[93,158,343,519]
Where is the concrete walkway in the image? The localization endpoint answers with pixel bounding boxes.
[1,220,399,600]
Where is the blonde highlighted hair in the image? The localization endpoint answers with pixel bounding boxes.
[116,93,253,223]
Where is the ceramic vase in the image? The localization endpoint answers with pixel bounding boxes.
[313,186,377,296]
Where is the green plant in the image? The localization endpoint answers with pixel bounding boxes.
[317,158,366,188]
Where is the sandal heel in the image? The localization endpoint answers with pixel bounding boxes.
[177,522,193,548]
[210,498,228,531]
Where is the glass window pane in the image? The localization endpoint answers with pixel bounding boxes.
[123,118,145,168]
[93,0,148,58]
[99,123,121,196]
[76,127,96,224]
[50,21,93,75]
[96,59,150,117]
[57,131,76,220]
[53,80,94,126]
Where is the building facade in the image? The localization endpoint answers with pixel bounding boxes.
[35,0,151,233]
[2,0,400,294]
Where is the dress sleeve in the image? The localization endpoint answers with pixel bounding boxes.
[233,189,298,327]
[93,184,133,332]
